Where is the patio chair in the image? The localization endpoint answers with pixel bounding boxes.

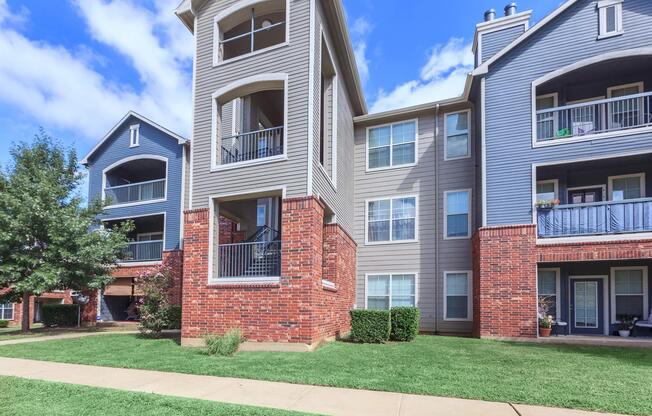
[632,310,652,337]
[124,301,139,321]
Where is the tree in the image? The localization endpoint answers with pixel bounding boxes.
[136,256,182,338]
[0,131,132,332]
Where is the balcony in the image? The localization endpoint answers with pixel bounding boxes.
[221,126,284,165]
[537,92,652,142]
[123,239,164,262]
[104,179,166,205]
[104,214,165,263]
[103,157,166,206]
[219,238,281,278]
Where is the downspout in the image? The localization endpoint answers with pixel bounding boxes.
[434,103,440,334]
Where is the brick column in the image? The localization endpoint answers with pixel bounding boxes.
[163,250,184,305]
[473,224,538,338]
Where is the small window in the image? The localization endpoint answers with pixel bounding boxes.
[366,196,417,243]
[445,111,470,160]
[608,173,644,201]
[597,0,623,38]
[319,35,337,179]
[367,121,416,170]
[366,274,416,310]
[444,272,471,320]
[536,180,558,202]
[0,302,13,320]
[129,124,140,147]
[538,269,559,320]
[611,267,648,322]
[444,190,471,239]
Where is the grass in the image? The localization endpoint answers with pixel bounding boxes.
[0,376,314,416]
[0,334,650,415]
[0,324,50,341]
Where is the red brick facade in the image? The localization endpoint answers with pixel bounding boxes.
[181,196,356,346]
[2,290,75,327]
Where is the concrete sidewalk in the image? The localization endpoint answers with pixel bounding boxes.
[0,357,627,416]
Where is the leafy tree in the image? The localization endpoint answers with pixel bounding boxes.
[136,256,181,338]
[0,131,132,332]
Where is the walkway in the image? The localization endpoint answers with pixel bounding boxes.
[0,357,627,416]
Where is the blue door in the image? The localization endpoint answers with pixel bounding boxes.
[570,279,604,335]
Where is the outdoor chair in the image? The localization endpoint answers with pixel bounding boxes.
[552,320,567,336]
[632,310,652,337]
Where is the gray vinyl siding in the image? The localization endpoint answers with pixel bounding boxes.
[353,105,475,334]
[484,0,652,226]
[480,24,525,64]
[311,0,355,233]
[191,0,312,208]
[86,116,185,251]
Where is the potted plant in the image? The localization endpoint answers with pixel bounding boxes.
[535,199,560,210]
[618,315,634,337]
[538,296,554,337]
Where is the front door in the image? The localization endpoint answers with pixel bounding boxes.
[570,278,604,335]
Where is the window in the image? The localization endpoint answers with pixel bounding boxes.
[366,274,417,310]
[536,180,558,202]
[444,271,471,320]
[537,269,560,319]
[611,267,648,322]
[137,232,163,242]
[0,303,13,320]
[444,190,471,239]
[597,0,623,38]
[366,196,417,244]
[536,94,558,140]
[367,121,416,170]
[608,173,644,201]
[445,111,470,160]
[607,82,644,129]
[129,124,140,147]
[319,35,337,179]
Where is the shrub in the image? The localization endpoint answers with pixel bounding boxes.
[166,305,182,330]
[0,320,9,328]
[205,329,243,356]
[350,309,390,343]
[42,304,78,327]
[390,307,420,341]
[136,257,181,338]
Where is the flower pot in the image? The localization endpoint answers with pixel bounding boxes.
[618,329,631,337]
[539,327,552,337]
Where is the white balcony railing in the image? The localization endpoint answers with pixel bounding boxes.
[218,241,281,278]
[104,179,165,205]
[536,91,652,141]
[220,126,284,165]
[122,240,163,262]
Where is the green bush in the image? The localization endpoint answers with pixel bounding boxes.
[0,320,9,328]
[390,307,420,341]
[42,304,78,327]
[205,329,243,356]
[166,305,182,330]
[350,309,391,343]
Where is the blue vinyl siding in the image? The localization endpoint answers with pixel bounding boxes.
[484,0,652,226]
[480,24,525,64]
[86,115,185,251]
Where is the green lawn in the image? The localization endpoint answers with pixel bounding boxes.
[0,324,101,341]
[1,335,650,415]
[1,376,315,416]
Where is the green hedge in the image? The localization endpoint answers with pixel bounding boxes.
[0,320,9,328]
[350,310,390,343]
[390,307,420,341]
[42,304,78,327]
[166,305,182,330]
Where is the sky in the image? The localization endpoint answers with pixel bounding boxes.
[0,0,563,170]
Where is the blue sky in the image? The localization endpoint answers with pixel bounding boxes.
[0,0,562,170]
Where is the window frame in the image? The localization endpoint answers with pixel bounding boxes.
[0,302,14,321]
[443,271,473,321]
[364,195,419,245]
[606,82,643,99]
[536,179,559,202]
[365,119,418,172]
[318,27,338,188]
[444,110,471,161]
[537,268,561,320]
[610,266,649,323]
[443,189,472,240]
[535,93,559,141]
[607,172,645,201]
[364,273,419,310]
[597,0,623,40]
[129,124,140,148]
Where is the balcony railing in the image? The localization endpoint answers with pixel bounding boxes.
[105,179,165,205]
[536,91,652,141]
[220,126,284,165]
[122,240,163,262]
[537,198,652,238]
[218,241,281,278]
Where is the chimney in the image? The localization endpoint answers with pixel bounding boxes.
[504,2,517,16]
[484,9,496,22]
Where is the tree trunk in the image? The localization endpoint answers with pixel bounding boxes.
[21,292,30,333]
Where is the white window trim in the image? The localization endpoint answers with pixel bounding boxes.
[610,266,649,323]
[536,179,559,201]
[443,189,472,240]
[607,82,644,98]
[443,109,471,161]
[318,27,338,189]
[364,273,419,310]
[101,154,168,209]
[597,0,624,40]
[129,124,140,148]
[136,232,164,242]
[537,268,561,320]
[0,302,14,321]
[607,172,645,200]
[212,0,291,67]
[364,195,419,246]
[443,271,473,321]
[365,119,419,172]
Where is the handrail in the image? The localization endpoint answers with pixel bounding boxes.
[536,91,652,114]
[222,126,284,142]
[545,196,652,210]
[220,126,284,165]
[105,178,165,191]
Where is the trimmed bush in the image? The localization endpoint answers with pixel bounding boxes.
[205,329,243,356]
[390,307,420,341]
[42,304,78,327]
[0,320,9,328]
[166,305,182,330]
[350,309,391,343]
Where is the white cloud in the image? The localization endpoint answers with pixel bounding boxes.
[0,0,192,144]
[350,17,373,86]
[370,38,473,113]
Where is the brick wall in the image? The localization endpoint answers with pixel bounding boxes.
[538,239,652,263]
[218,215,246,244]
[2,290,74,327]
